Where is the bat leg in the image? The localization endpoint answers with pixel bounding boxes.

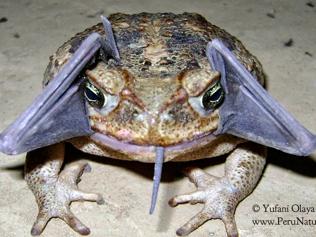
[169,143,266,236]
[24,143,104,236]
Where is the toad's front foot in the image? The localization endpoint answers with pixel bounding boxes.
[25,144,104,236]
[169,168,239,237]
[169,144,266,237]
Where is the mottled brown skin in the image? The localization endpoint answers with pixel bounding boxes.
[25,13,266,236]
[44,12,264,162]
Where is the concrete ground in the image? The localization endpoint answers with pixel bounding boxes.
[0,0,315,236]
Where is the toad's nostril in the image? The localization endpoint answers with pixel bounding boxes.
[132,111,156,126]
[160,113,174,123]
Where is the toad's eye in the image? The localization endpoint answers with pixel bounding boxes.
[202,81,224,110]
[84,80,106,108]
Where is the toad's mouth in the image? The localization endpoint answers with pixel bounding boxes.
[90,131,219,156]
[90,130,221,215]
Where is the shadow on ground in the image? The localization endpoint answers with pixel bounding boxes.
[2,143,316,181]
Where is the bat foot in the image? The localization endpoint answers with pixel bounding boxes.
[169,167,239,237]
[29,161,103,236]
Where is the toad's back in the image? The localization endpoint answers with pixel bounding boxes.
[45,13,264,85]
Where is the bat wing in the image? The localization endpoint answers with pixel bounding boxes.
[0,16,119,155]
[206,39,316,156]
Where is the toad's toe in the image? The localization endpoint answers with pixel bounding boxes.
[169,170,238,237]
[27,160,103,236]
[169,144,266,237]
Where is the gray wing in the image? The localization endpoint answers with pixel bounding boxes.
[0,16,119,155]
[207,39,316,156]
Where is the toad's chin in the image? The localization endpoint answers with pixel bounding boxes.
[90,132,222,155]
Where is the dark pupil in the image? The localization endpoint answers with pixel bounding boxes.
[84,82,105,108]
[210,89,222,101]
[202,82,224,110]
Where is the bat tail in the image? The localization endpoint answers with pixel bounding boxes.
[149,147,165,214]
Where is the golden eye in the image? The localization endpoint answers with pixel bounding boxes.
[202,81,224,110]
[84,80,106,108]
